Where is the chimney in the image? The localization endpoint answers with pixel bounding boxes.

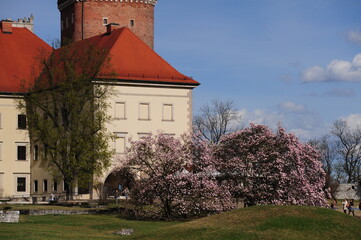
[106,23,120,35]
[1,20,13,34]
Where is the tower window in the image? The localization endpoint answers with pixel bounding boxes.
[130,20,134,27]
[103,17,108,25]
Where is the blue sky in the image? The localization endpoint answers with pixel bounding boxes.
[1,0,361,141]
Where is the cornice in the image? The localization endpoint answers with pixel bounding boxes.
[58,0,158,11]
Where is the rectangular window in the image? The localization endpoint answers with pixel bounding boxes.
[17,177,26,192]
[139,103,150,120]
[34,180,38,192]
[130,20,134,27]
[115,137,126,154]
[43,179,48,192]
[64,181,69,192]
[34,145,39,161]
[163,104,174,121]
[103,17,108,25]
[53,181,58,192]
[115,102,126,119]
[18,114,27,129]
[17,145,26,160]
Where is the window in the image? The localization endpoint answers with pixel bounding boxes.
[64,181,69,191]
[34,180,38,192]
[116,137,126,154]
[71,13,74,24]
[103,17,108,25]
[78,184,90,194]
[18,114,27,129]
[130,20,134,27]
[139,103,150,120]
[34,145,39,161]
[17,145,26,160]
[163,104,174,121]
[43,179,48,192]
[17,177,26,192]
[53,181,58,192]
[115,102,126,119]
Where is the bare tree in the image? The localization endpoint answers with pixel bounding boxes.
[308,135,339,198]
[332,120,361,183]
[193,99,241,144]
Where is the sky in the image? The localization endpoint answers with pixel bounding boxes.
[1,0,361,141]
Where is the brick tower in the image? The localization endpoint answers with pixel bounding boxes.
[57,0,157,48]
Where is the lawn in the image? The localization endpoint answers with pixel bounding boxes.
[1,205,361,240]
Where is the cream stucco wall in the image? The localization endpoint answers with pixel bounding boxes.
[0,95,30,198]
[105,82,193,176]
[30,82,195,200]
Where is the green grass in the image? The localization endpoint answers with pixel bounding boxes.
[1,205,361,240]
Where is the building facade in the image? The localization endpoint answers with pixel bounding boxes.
[0,21,52,200]
[0,1,199,201]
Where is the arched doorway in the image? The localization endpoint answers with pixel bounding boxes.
[103,168,135,198]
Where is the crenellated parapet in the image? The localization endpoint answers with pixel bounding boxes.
[58,0,158,11]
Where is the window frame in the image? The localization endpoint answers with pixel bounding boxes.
[114,102,126,120]
[103,17,108,25]
[138,102,151,121]
[17,114,27,129]
[34,180,38,192]
[17,145,27,161]
[162,103,174,121]
[17,177,26,192]
[43,179,48,192]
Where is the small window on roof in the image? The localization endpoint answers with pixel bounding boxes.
[130,20,134,27]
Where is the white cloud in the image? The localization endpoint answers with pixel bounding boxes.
[339,114,361,129]
[347,30,361,45]
[279,102,306,114]
[302,53,361,82]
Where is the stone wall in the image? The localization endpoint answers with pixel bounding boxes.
[26,209,92,216]
[0,211,20,223]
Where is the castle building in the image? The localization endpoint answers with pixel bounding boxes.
[0,20,52,200]
[58,0,156,48]
[0,1,199,201]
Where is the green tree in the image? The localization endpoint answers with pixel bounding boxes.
[19,42,114,200]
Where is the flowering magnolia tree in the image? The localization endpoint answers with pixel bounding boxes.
[215,124,328,207]
[120,133,234,220]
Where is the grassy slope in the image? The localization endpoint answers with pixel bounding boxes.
[134,205,361,240]
[1,206,361,240]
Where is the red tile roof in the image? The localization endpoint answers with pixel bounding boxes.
[0,26,52,93]
[79,27,199,86]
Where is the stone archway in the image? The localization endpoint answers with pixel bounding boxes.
[103,169,135,198]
